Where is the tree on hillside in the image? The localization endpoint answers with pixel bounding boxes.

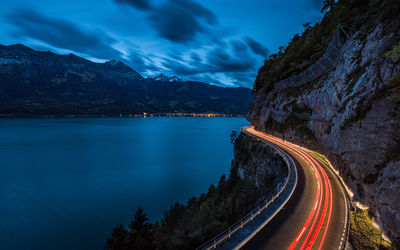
[127,207,154,249]
[105,224,129,250]
[321,0,335,13]
[230,130,238,144]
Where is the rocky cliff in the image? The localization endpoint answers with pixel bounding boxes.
[247,0,400,246]
[232,133,288,192]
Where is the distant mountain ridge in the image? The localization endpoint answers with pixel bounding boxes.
[0,44,252,116]
[147,73,182,83]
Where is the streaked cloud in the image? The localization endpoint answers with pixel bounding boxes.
[245,37,269,57]
[0,0,323,88]
[8,8,122,60]
[114,0,152,10]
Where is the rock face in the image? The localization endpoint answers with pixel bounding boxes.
[247,24,400,246]
[232,133,288,195]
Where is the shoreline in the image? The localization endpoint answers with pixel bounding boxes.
[0,113,246,118]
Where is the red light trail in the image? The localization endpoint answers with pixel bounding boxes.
[246,126,333,250]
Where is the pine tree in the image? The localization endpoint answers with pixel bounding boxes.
[321,0,335,13]
[230,130,237,144]
[105,224,129,250]
[127,206,154,249]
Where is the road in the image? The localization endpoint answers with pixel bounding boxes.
[241,126,349,250]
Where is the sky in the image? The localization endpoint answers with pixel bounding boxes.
[0,0,324,88]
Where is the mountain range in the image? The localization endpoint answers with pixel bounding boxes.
[0,44,252,116]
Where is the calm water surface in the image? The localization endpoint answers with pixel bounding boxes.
[0,117,248,250]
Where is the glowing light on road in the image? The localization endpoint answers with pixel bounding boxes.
[246,126,333,250]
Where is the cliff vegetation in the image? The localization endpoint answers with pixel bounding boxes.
[350,209,393,249]
[254,0,399,92]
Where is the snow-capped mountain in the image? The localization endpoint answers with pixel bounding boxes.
[147,74,182,83]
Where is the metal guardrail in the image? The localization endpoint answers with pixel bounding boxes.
[196,127,297,250]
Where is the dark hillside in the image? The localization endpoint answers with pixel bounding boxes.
[0,44,252,116]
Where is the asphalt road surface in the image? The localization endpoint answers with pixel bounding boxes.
[241,126,349,250]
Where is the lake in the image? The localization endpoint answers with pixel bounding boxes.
[0,117,248,250]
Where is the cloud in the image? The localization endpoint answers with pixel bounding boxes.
[226,72,257,87]
[245,37,269,57]
[207,42,255,73]
[161,57,199,76]
[125,49,147,72]
[159,38,257,87]
[111,0,258,86]
[7,5,257,87]
[190,73,223,85]
[149,0,218,43]
[113,0,218,43]
[230,40,248,54]
[8,8,122,60]
[113,0,152,10]
[190,52,201,63]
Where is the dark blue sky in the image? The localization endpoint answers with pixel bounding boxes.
[1,0,323,87]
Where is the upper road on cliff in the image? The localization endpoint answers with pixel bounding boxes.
[241,126,350,250]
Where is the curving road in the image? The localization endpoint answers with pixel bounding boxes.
[241,126,349,250]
